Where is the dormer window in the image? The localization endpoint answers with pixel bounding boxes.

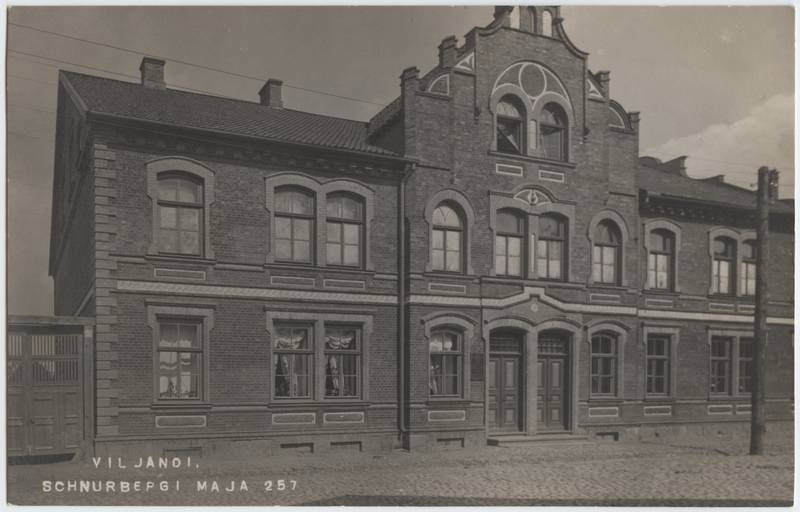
[496,96,525,155]
[540,103,568,161]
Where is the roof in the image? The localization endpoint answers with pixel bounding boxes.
[60,71,400,158]
[639,159,793,215]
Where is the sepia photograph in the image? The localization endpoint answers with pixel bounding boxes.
[5,4,796,506]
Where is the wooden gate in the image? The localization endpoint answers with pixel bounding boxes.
[7,319,92,458]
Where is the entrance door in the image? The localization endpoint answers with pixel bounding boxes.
[536,332,569,432]
[7,330,84,457]
[488,335,523,433]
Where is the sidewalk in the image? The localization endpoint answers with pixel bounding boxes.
[7,426,794,506]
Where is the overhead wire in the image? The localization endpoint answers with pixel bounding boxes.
[6,22,796,185]
[8,21,389,107]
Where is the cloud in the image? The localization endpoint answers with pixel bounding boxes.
[644,94,795,198]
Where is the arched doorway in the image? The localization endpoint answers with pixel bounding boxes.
[536,329,571,432]
[488,328,525,433]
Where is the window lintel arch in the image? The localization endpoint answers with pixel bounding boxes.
[424,189,476,275]
[421,311,478,337]
[587,210,630,244]
[489,86,534,116]
[146,157,216,259]
[482,316,537,342]
[585,320,631,340]
[532,318,582,336]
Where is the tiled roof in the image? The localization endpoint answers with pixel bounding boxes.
[639,162,793,215]
[61,71,400,158]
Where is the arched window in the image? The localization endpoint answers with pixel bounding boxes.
[429,329,462,397]
[157,173,203,255]
[540,103,568,161]
[740,240,756,296]
[711,237,736,295]
[432,203,464,273]
[592,220,621,285]
[537,214,566,280]
[274,187,315,264]
[495,209,525,276]
[496,96,525,155]
[326,193,363,267]
[647,229,674,290]
[590,333,617,397]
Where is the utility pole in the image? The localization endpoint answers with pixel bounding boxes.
[750,166,779,455]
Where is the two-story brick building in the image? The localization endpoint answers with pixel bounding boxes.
[42,6,792,458]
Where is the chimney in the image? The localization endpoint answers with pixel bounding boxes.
[259,79,284,108]
[400,67,420,158]
[139,57,166,90]
[438,36,458,68]
[493,6,513,27]
[596,70,610,98]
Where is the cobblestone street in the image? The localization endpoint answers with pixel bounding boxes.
[7,427,794,506]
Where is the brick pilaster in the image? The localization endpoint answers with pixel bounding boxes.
[93,142,120,437]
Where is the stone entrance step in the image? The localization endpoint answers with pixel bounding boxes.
[487,433,590,447]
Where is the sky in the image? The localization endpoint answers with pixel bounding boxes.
[6,6,795,315]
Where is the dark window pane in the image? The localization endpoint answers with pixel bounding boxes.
[497,210,524,234]
[497,117,522,153]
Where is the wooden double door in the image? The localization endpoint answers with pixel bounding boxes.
[489,331,571,434]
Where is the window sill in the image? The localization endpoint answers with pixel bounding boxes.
[708,395,751,402]
[587,397,623,404]
[642,289,680,297]
[488,150,577,169]
[264,262,377,276]
[268,399,367,407]
[426,398,471,406]
[423,272,479,282]
[145,254,217,266]
[587,284,630,292]
[643,396,674,403]
[150,401,212,410]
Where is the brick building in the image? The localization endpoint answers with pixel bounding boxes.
[42,6,792,457]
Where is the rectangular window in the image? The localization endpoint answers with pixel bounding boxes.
[590,335,617,396]
[495,235,522,276]
[740,262,756,296]
[273,324,312,399]
[738,337,754,393]
[324,326,360,398]
[647,253,670,289]
[326,221,361,266]
[536,239,563,279]
[710,336,732,394]
[275,216,312,263]
[429,331,462,397]
[712,260,732,294]
[592,246,617,284]
[646,335,670,396]
[157,319,202,400]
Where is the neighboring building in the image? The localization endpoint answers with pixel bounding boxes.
[38,6,792,458]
